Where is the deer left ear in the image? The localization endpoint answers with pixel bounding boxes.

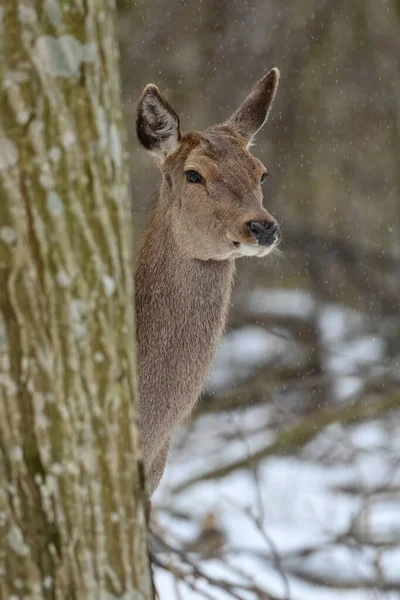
[225,68,280,147]
[136,84,181,162]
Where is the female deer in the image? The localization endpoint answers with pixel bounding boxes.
[135,69,281,494]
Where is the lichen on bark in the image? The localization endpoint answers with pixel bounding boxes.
[0,1,152,598]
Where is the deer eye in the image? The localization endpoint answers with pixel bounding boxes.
[260,172,269,184]
[185,170,204,184]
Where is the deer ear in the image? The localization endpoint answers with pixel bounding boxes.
[225,68,280,147]
[136,84,181,162]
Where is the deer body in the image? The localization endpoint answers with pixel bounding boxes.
[135,71,281,494]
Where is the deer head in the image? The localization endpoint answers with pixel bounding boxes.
[136,69,280,261]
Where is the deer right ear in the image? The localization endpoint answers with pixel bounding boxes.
[225,68,280,147]
[136,84,181,162]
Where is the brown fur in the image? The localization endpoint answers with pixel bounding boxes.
[135,70,280,494]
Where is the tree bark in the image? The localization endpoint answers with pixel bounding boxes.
[0,1,153,598]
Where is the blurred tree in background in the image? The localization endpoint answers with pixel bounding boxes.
[119,1,400,598]
[0,1,152,598]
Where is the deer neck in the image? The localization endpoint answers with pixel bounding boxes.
[135,194,235,312]
[135,197,235,341]
[134,194,235,457]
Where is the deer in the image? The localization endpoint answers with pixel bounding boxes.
[135,68,281,495]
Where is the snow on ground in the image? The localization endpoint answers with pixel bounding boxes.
[152,291,400,599]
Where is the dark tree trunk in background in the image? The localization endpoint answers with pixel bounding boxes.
[0,1,153,598]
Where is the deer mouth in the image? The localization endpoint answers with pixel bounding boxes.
[230,235,280,258]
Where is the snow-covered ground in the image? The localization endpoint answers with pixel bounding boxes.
[152,290,400,599]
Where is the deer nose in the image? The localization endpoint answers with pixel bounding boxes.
[248,221,279,246]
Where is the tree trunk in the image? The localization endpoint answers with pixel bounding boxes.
[0,1,153,598]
